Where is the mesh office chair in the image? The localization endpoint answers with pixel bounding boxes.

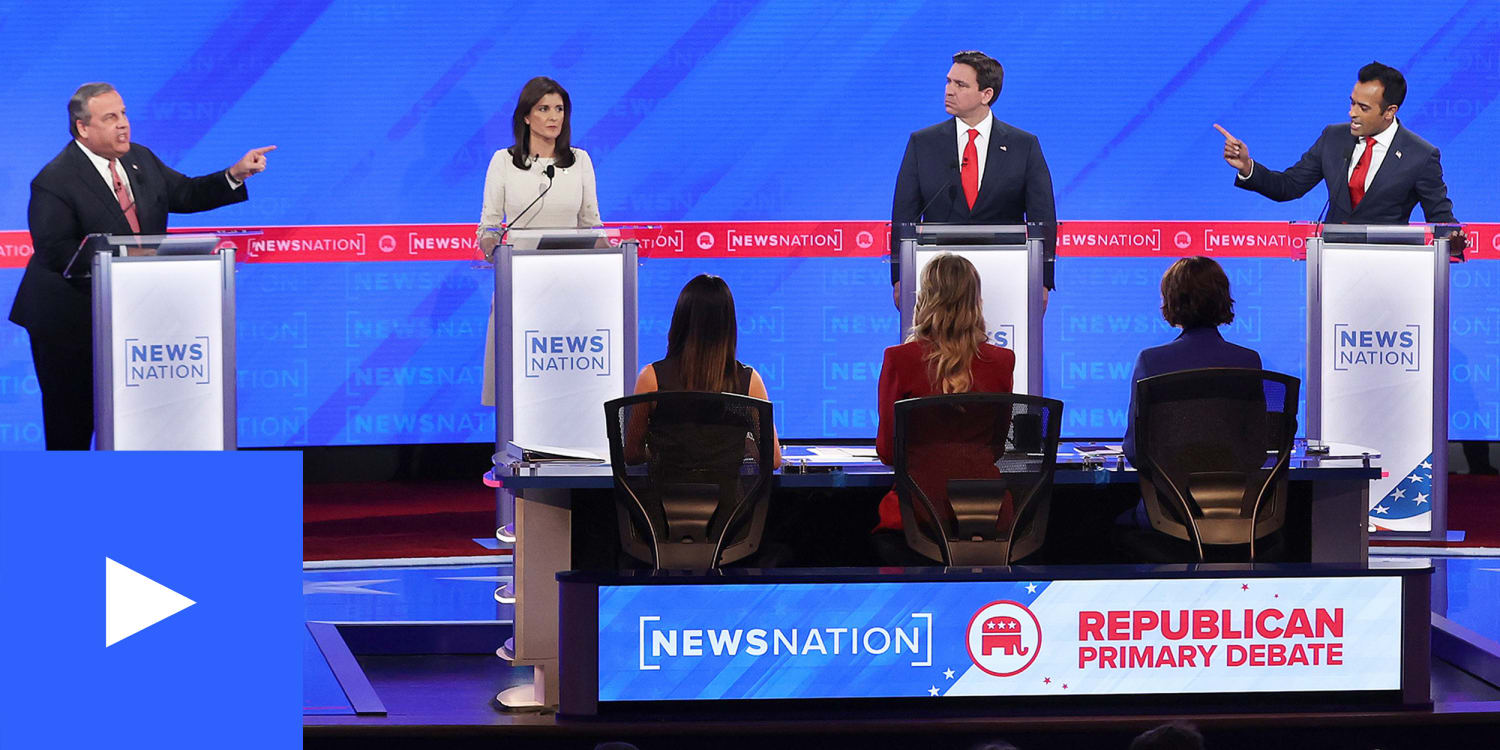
[893,393,1064,566]
[603,392,775,569]
[1132,368,1300,561]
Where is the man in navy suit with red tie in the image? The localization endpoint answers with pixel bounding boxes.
[1216,61,1456,225]
[891,50,1057,306]
[8,82,275,449]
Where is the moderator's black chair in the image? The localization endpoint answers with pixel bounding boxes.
[893,393,1064,566]
[1131,367,1300,562]
[603,392,775,569]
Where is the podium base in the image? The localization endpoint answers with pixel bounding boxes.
[496,683,544,712]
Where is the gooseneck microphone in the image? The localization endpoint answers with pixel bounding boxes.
[508,162,557,231]
[915,160,962,220]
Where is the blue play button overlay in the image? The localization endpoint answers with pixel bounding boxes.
[1,452,302,748]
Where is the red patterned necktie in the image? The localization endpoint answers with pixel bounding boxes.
[961,128,980,209]
[1348,136,1375,209]
[109,160,140,233]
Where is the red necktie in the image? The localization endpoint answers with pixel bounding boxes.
[110,160,140,233]
[1348,137,1375,209]
[961,128,980,209]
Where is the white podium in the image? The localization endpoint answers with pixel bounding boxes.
[71,232,243,450]
[1306,224,1451,539]
[897,224,1045,394]
[490,227,638,710]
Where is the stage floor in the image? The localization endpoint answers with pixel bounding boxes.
[303,555,1500,746]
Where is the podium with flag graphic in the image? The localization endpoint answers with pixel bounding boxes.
[1306,224,1452,539]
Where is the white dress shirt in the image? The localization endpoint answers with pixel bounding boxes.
[1348,120,1399,190]
[75,140,134,205]
[954,112,994,192]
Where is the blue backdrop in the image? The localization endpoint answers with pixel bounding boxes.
[1,1,1496,446]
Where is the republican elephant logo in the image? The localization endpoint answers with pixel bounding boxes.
[967,600,1042,677]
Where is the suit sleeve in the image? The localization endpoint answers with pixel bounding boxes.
[1023,136,1058,290]
[27,182,85,275]
[891,134,923,285]
[1415,147,1456,223]
[1121,354,1147,466]
[144,147,246,214]
[576,149,602,227]
[1235,130,1328,203]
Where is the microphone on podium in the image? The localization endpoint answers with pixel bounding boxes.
[916,160,962,220]
[510,164,557,229]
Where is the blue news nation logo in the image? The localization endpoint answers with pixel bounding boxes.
[524,329,611,378]
[1333,324,1420,372]
[124,337,211,386]
[989,324,1015,349]
[636,612,933,671]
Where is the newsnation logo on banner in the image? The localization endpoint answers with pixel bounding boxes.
[597,576,1403,701]
[2,222,1493,267]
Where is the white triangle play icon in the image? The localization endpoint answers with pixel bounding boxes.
[105,557,196,647]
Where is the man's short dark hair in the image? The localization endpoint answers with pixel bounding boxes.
[1160,256,1235,329]
[953,50,1003,106]
[1129,722,1205,750]
[69,82,116,138]
[1358,61,1406,109]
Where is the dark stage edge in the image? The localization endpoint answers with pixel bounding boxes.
[304,654,1500,750]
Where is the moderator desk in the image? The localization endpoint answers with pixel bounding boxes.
[494,442,1381,709]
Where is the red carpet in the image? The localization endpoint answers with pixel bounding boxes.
[303,480,504,561]
[304,475,1498,561]
[1370,474,1500,548]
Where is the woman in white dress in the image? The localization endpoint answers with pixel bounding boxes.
[478,76,601,406]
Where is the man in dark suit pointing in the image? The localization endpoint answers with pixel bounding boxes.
[891,50,1057,306]
[8,82,275,449]
[1216,61,1456,225]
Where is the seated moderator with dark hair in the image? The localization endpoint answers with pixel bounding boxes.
[625,274,782,469]
[1122,256,1263,463]
[1159,255,1236,329]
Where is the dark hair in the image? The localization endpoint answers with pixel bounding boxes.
[1160,256,1235,329]
[665,275,739,392]
[69,82,116,138]
[952,50,1003,106]
[508,76,576,170]
[1358,61,1406,109]
[1129,722,1205,750]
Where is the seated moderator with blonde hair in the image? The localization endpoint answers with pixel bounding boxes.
[872,253,1015,533]
[1121,256,1262,464]
[626,274,782,468]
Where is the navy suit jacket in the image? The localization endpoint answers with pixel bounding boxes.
[9,141,247,347]
[1236,122,1455,224]
[891,116,1057,288]
[1121,327,1262,464]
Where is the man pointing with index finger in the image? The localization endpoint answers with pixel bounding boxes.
[1217,61,1455,226]
[8,82,276,449]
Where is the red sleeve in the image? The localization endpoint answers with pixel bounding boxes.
[875,346,901,465]
[1002,347,1015,392]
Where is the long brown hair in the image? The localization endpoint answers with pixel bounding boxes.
[909,253,987,393]
[508,76,577,170]
[665,275,739,392]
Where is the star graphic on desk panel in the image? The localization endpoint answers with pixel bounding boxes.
[1414,493,1429,505]
[1025,583,1038,594]
[1043,677,1051,685]
[303,579,398,596]
[1392,488,1406,500]
[1241,584,1249,591]
[1373,504,1390,515]
[944,668,956,680]
[1420,461,1432,470]
[1406,473,1423,484]
[928,686,940,696]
